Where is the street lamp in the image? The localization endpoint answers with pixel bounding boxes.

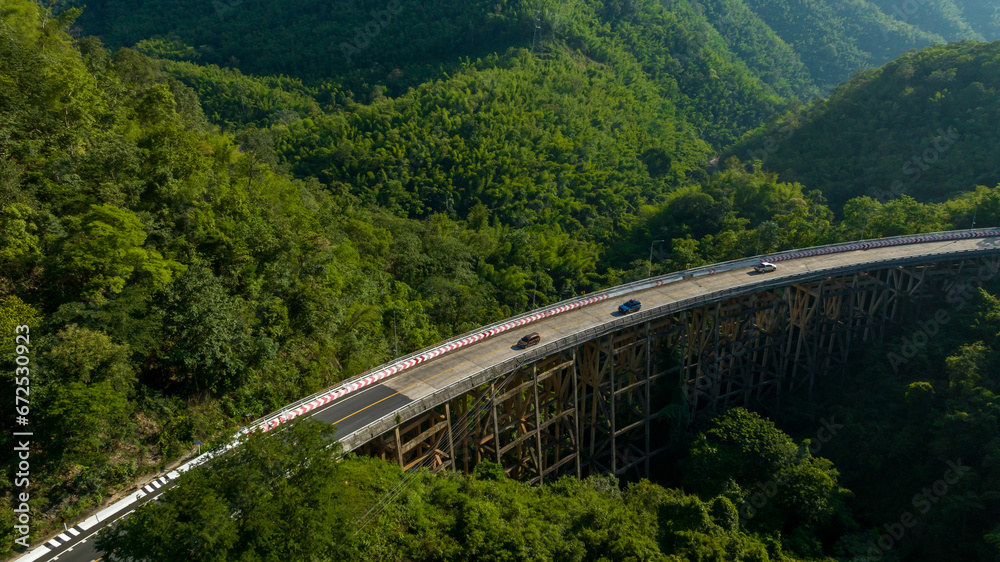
[532,268,550,310]
[648,239,664,278]
[392,308,408,358]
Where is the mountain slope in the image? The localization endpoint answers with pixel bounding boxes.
[952,0,1000,39]
[678,0,822,100]
[64,0,796,147]
[727,41,1000,208]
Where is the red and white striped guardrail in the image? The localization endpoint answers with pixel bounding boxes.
[254,228,1000,432]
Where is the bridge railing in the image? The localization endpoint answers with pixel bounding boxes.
[253,228,1000,434]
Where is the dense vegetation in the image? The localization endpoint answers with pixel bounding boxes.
[94,415,845,562]
[730,40,1000,209]
[56,0,1000,105]
[784,281,1000,560]
[3,0,1000,559]
[60,0,792,148]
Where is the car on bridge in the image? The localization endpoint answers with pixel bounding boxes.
[618,299,642,314]
[753,261,777,273]
[516,332,541,349]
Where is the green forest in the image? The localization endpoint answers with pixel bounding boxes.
[2,0,1000,559]
[728,40,1000,209]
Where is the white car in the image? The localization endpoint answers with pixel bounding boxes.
[753,261,777,273]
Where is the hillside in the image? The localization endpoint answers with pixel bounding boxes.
[728,41,1000,209]
[92,413,845,562]
[59,0,1000,107]
[60,0,793,147]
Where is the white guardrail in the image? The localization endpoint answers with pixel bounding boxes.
[15,228,1000,562]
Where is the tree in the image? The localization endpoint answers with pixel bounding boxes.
[841,197,881,239]
[0,295,39,361]
[96,419,356,561]
[45,380,133,467]
[62,204,185,303]
[0,203,40,274]
[41,324,134,387]
[684,408,852,544]
[158,265,267,394]
[96,470,238,562]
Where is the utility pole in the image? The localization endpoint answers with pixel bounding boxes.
[531,9,542,53]
[755,220,777,257]
[648,240,664,278]
[392,308,408,358]
[861,207,874,240]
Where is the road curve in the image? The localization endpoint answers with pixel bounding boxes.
[15,229,1000,562]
